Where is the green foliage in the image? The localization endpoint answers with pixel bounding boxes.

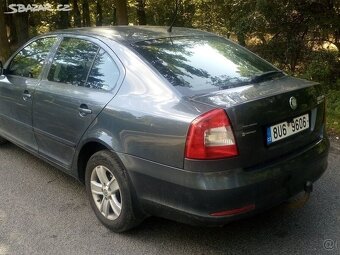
[145,0,195,27]
[302,51,339,89]
[326,89,340,135]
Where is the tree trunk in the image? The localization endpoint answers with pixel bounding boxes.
[82,0,91,26]
[237,33,246,47]
[96,0,103,26]
[112,7,117,25]
[58,0,70,29]
[5,12,17,46]
[114,0,128,25]
[334,29,340,52]
[73,0,82,27]
[136,0,146,25]
[0,2,11,62]
[13,12,30,48]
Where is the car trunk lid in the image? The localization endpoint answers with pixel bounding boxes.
[189,76,326,169]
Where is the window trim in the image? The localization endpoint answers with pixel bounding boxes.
[5,35,59,80]
[46,37,100,87]
[85,48,121,91]
[43,34,125,92]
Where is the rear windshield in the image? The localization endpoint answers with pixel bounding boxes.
[133,36,279,94]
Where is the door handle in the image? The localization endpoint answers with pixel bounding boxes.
[79,104,92,116]
[22,90,32,101]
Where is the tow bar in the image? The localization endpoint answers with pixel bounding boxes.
[304,181,313,193]
[287,181,313,209]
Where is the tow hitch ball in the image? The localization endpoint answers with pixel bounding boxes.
[288,181,313,209]
[302,181,313,202]
[304,181,313,194]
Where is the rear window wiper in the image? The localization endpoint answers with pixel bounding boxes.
[250,70,284,83]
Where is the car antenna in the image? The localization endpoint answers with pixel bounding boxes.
[167,0,179,33]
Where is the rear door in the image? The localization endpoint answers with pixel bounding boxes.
[0,36,57,151]
[33,36,123,168]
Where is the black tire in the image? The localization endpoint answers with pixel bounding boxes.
[85,150,143,232]
[0,136,7,145]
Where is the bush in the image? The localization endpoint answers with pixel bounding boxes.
[301,50,340,90]
[326,89,340,135]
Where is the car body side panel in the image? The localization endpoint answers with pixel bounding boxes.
[32,34,126,169]
[0,35,60,152]
[33,81,116,167]
[78,82,211,170]
[0,75,38,151]
[72,41,214,171]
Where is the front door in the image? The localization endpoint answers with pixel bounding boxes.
[0,37,57,151]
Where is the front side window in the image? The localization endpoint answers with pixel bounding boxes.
[8,37,57,78]
[48,38,98,86]
[86,49,120,91]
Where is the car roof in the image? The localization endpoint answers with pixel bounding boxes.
[48,26,216,44]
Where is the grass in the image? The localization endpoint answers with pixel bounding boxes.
[326,90,340,135]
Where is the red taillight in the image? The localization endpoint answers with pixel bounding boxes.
[185,109,239,160]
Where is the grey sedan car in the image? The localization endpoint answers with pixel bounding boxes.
[0,26,329,232]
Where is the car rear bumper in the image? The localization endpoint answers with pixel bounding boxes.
[117,136,329,225]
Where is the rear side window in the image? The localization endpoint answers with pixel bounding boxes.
[48,38,98,86]
[8,37,57,78]
[86,49,120,91]
[133,36,278,94]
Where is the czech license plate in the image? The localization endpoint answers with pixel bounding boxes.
[266,113,309,145]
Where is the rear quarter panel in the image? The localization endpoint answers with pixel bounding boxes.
[79,41,212,168]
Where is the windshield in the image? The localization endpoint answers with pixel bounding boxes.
[133,36,282,94]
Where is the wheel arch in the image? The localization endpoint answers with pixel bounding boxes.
[76,138,147,221]
[76,140,111,183]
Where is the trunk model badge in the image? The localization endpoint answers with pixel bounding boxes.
[289,96,297,110]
